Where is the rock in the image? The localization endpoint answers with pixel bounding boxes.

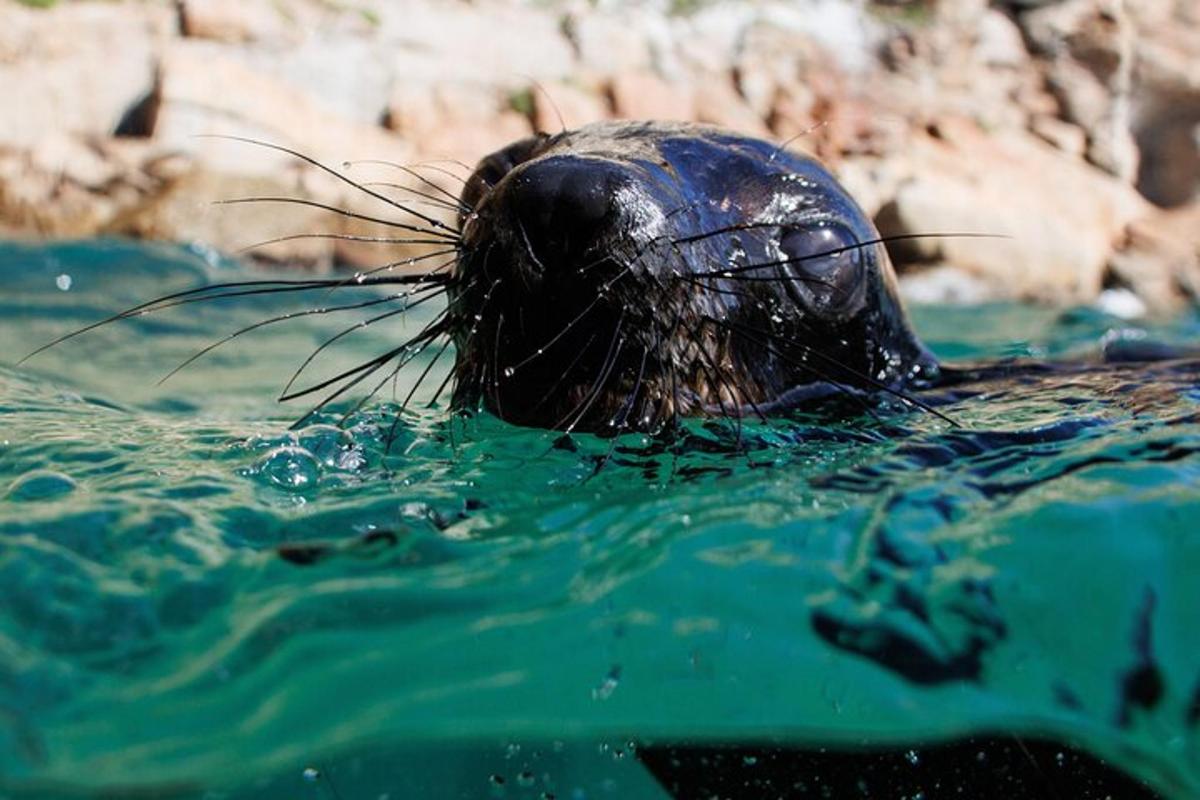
[105,168,333,267]
[670,3,753,77]
[1020,0,1140,181]
[1129,6,1200,206]
[732,20,825,120]
[562,10,655,76]
[531,81,610,134]
[376,1,575,86]
[1093,287,1147,319]
[608,72,696,122]
[151,42,415,176]
[876,120,1151,304]
[693,76,770,137]
[0,2,172,147]
[178,0,290,44]
[27,133,120,191]
[384,81,532,166]
[0,146,115,237]
[1108,202,1200,310]
[1029,114,1088,156]
[899,265,995,306]
[975,8,1029,67]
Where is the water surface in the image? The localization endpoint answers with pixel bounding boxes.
[2,240,1199,798]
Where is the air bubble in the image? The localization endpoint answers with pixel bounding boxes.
[302,767,320,782]
[905,750,920,766]
[503,367,515,378]
[258,446,321,490]
[592,666,621,700]
[517,771,536,787]
[55,273,72,291]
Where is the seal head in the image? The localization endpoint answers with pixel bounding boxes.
[450,121,937,432]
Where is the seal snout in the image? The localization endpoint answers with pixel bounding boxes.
[503,155,628,275]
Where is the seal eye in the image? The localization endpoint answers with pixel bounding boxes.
[779,224,864,311]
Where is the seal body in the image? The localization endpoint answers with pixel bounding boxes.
[449,121,938,432]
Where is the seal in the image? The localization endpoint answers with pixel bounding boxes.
[16,121,961,432]
[445,120,941,433]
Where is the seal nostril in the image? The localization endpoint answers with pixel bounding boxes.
[507,155,622,270]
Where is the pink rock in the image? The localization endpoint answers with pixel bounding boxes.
[178,0,289,44]
[531,81,610,134]
[877,120,1151,304]
[608,72,696,122]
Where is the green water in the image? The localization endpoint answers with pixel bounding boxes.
[2,240,1200,799]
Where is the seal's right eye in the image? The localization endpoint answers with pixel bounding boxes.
[779,224,864,311]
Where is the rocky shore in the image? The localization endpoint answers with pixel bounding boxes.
[1,0,1198,313]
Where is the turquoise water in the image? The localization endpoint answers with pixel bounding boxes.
[2,239,1200,798]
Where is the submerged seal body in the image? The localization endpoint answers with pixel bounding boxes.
[447,121,938,433]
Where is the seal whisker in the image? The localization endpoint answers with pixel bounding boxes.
[713,317,883,422]
[555,311,626,433]
[330,250,458,293]
[235,232,453,255]
[344,159,473,207]
[280,283,456,399]
[506,294,601,373]
[678,316,757,447]
[524,330,600,417]
[286,320,453,429]
[382,336,456,452]
[215,197,460,242]
[675,225,1001,250]
[196,134,459,235]
[358,182,465,213]
[716,316,954,424]
[280,316,450,404]
[338,328,451,428]
[490,312,505,420]
[588,346,650,477]
[157,287,442,386]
